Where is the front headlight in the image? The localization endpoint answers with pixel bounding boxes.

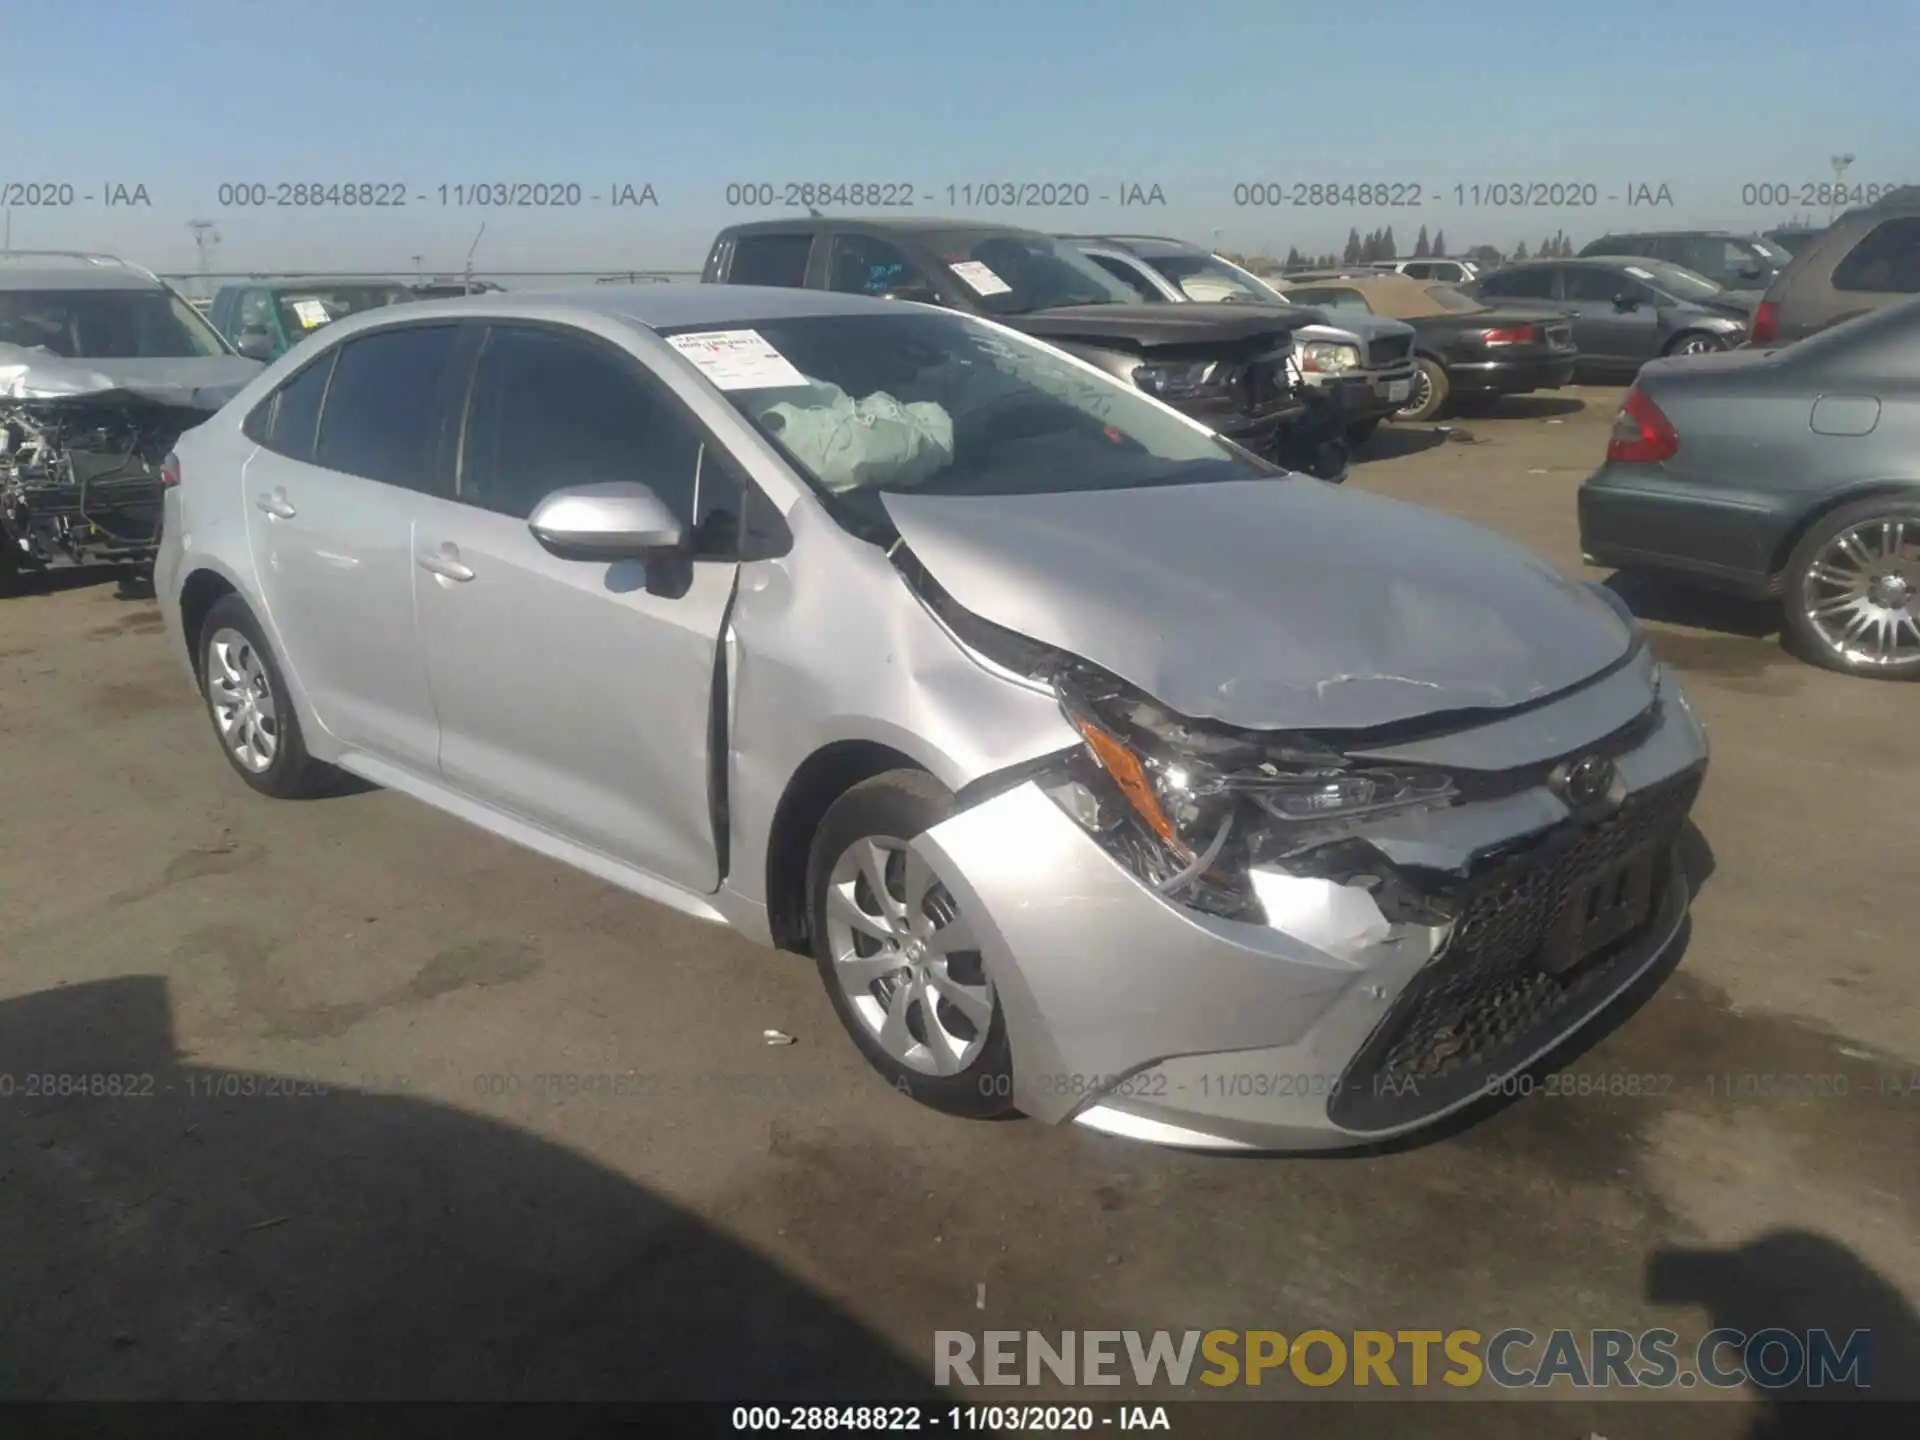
[1132,359,1230,400]
[1043,669,1460,913]
[1298,340,1361,374]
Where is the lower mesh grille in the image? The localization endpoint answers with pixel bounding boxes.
[1327,766,1703,1132]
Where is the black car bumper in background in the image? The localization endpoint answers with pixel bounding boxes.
[1449,355,1577,397]
[1577,461,1780,597]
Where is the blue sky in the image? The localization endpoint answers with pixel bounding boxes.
[3,0,1914,277]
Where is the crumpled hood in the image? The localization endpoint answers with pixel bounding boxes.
[1009,302,1319,350]
[883,478,1635,731]
[0,346,263,410]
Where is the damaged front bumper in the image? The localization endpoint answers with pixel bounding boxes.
[911,660,1709,1152]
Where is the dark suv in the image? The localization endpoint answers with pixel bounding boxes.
[1579,231,1790,293]
[1748,193,1920,345]
[701,218,1352,481]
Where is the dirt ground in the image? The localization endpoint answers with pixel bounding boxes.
[1,385,1914,1434]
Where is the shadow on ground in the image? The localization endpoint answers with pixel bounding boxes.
[1475,394,1591,420]
[0,976,941,1404]
[1605,570,1781,640]
[1355,425,1448,460]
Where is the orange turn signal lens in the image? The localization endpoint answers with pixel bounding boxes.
[1072,716,1184,850]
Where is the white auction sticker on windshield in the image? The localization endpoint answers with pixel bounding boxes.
[1623,266,1655,280]
[949,260,1013,297]
[290,299,332,328]
[666,329,809,390]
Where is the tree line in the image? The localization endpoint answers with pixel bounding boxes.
[1226,223,1583,274]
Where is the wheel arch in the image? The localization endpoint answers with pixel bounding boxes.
[177,566,242,680]
[1768,480,1920,580]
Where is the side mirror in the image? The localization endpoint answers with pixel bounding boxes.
[235,328,277,361]
[1612,293,1641,312]
[527,482,686,561]
[1735,265,1765,282]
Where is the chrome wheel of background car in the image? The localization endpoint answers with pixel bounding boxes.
[1396,366,1433,418]
[1672,333,1726,356]
[823,834,995,1077]
[206,626,280,772]
[1798,518,1920,669]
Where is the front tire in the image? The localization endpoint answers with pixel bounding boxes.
[1666,330,1730,358]
[1780,496,1920,679]
[197,595,335,796]
[1393,356,1451,423]
[806,770,1015,1118]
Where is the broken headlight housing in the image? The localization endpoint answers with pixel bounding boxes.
[1042,667,1461,919]
[1131,359,1234,403]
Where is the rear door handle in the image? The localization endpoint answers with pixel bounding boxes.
[416,543,475,582]
[255,489,296,519]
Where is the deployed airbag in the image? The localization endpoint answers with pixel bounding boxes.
[748,381,954,493]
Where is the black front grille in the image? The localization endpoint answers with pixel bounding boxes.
[1367,335,1413,367]
[1327,766,1703,1133]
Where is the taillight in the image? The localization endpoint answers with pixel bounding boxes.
[1606,386,1679,464]
[159,452,182,488]
[1479,324,1537,345]
[1749,299,1780,345]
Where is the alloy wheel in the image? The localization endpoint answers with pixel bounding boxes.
[1675,334,1722,355]
[822,835,994,1076]
[1798,518,1920,669]
[1395,366,1434,419]
[206,626,280,772]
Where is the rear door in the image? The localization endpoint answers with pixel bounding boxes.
[1779,214,1920,341]
[409,322,744,892]
[244,322,467,773]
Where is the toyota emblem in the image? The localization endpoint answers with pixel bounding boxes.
[1555,753,1616,809]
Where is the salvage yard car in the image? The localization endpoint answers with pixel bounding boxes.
[157,284,1709,1152]
[1274,271,1577,422]
[208,277,414,360]
[702,217,1353,481]
[1580,295,1920,679]
[1,251,262,592]
[1064,234,1416,444]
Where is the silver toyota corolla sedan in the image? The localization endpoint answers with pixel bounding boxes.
[156,284,1709,1152]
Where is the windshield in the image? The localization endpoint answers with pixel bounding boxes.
[924,231,1137,316]
[1751,236,1793,265]
[1422,285,1488,314]
[1629,260,1725,301]
[1144,254,1275,304]
[0,287,231,359]
[662,311,1274,537]
[274,285,410,337]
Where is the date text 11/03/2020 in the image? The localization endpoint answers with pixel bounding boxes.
[211,182,659,208]
[1231,181,1677,208]
[722,182,1169,209]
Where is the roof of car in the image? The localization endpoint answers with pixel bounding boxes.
[352,282,907,330]
[218,276,414,291]
[718,216,1033,239]
[1589,229,1755,241]
[1270,271,1479,319]
[0,268,171,292]
[1060,235,1207,258]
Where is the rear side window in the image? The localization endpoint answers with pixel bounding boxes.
[1481,267,1554,299]
[314,324,459,490]
[1831,217,1920,294]
[247,350,336,460]
[726,233,814,287]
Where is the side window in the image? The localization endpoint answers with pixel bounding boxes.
[826,234,932,297]
[726,233,814,288]
[1832,217,1920,294]
[313,324,459,491]
[1085,254,1160,300]
[1565,267,1628,303]
[256,350,337,462]
[1484,266,1555,299]
[236,289,274,334]
[1399,262,1432,280]
[459,326,741,554]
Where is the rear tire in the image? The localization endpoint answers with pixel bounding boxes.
[1393,357,1451,423]
[197,595,335,797]
[806,770,1015,1118]
[1666,330,1730,358]
[1779,496,1920,680]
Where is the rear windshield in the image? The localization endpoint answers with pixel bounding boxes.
[0,287,230,358]
[1422,285,1487,314]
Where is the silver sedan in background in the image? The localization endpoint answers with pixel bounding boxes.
[156,284,1708,1152]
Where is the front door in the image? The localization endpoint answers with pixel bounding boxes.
[411,322,743,893]
[1560,266,1664,370]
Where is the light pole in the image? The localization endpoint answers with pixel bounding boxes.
[1830,153,1855,221]
[187,220,220,295]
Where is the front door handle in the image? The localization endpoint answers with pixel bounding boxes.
[416,543,475,582]
[255,489,296,519]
